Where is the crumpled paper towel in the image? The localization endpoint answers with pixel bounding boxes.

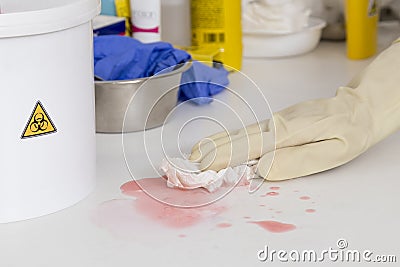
[160,158,258,192]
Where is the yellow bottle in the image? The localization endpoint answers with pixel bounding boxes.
[191,0,242,70]
[115,0,132,36]
[345,0,379,60]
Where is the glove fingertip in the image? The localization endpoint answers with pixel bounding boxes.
[188,151,202,163]
[199,155,227,172]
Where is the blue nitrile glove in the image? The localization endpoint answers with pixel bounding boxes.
[179,61,229,105]
[94,35,191,80]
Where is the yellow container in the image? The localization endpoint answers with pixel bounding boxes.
[175,45,222,67]
[115,0,132,36]
[191,0,242,70]
[345,0,379,60]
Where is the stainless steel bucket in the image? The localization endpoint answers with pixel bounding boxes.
[95,61,192,133]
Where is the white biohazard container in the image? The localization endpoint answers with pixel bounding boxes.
[0,0,100,223]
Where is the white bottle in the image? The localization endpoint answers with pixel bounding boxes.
[130,0,161,43]
[161,0,191,46]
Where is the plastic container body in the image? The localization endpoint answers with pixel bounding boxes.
[161,0,191,46]
[191,0,242,70]
[345,0,379,60]
[0,0,100,223]
[130,0,161,42]
[243,18,326,58]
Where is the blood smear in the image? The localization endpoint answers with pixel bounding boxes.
[305,209,316,213]
[269,186,280,190]
[299,196,311,200]
[121,178,216,206]
[249,220,296,233]
[120,179,226,228]
[217,223,232,228]
[266,192,279,196]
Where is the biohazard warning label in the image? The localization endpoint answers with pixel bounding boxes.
[21,101,57,139]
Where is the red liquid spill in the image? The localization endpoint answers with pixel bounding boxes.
[217,222,232,228]
[269,186,280,190]
[305,209,316,213]
[178,234,186,238]
[249,220,296,233]
[300,196,310,200]
[266,192,279,196]
[120,179,227,228]
[121,178,222,206]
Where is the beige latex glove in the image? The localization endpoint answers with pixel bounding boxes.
[190,38,400,181]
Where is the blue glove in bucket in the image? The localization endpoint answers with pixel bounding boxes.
[94,36,229,105]
[179,61,229,105]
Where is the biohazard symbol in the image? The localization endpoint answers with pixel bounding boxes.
[21,101,57,139]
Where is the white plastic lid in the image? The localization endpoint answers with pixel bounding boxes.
[0,0,100,38]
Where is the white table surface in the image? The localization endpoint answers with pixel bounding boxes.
[1,23,400,267]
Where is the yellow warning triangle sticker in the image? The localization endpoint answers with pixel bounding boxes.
[21,101,57,139]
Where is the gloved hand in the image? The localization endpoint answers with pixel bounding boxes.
[190,38,400,181]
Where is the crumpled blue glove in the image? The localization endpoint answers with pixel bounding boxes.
[94,35,190,80]
[93,35,229,105]
[179,61,229,105]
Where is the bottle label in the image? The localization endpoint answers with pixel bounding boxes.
[130,0,160,33]
[191,0,225,46]
[191,0,225,29]
[132,25,159,33]
[201,32,225,43]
